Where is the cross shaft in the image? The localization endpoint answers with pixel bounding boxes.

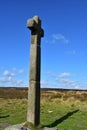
[27,16,44,126]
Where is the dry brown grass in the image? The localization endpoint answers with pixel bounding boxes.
[0,87,28,99]
[0,87,87,102]
[41,89,87,102]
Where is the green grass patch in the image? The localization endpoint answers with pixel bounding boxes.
[0,98,87,130]
[0,99,27,125]
[0,89,87,130]
[40,100,87,130]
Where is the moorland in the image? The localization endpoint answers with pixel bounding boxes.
[0,87,87,130]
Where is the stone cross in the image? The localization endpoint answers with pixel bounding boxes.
[27,16,44,126]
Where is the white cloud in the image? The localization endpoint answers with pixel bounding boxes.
[41,71,87,90]
[56,78,81,89]
[44,71,57,78]
[52,33,69,44]
[66,50,76,55]
[45,33,69,44]
[0,76,13,84]
[8,79,24,86]
[8,76,12,81]
[59,72,71,78]
[59,79,74,84]
[41,80,59,88]
[18,69,25,74]
[3,70,15,77]
[41,80,49,86]
[17,80,24,84]
[0,77,7,83]
[0,68,26,87]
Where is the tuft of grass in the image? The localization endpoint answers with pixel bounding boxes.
[0,99,27,125]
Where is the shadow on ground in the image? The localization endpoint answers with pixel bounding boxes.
[0,115,10,118]
[43,109,79,128]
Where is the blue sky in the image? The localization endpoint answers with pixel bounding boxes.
[0,0,87,89]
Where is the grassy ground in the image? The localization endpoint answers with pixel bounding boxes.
[0,88,87,130]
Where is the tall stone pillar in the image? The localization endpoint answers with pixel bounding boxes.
[27,16,44,126]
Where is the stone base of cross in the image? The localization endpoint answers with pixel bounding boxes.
[5,123,58,130]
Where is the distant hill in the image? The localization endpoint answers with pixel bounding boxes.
[0,87,28,99]
[0,87,87,99]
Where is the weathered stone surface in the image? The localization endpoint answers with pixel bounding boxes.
[44,127,58,130]
[27,16,44,126]
[5,123,29,130]
[5,125,58,130]
[27,16,44,37]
